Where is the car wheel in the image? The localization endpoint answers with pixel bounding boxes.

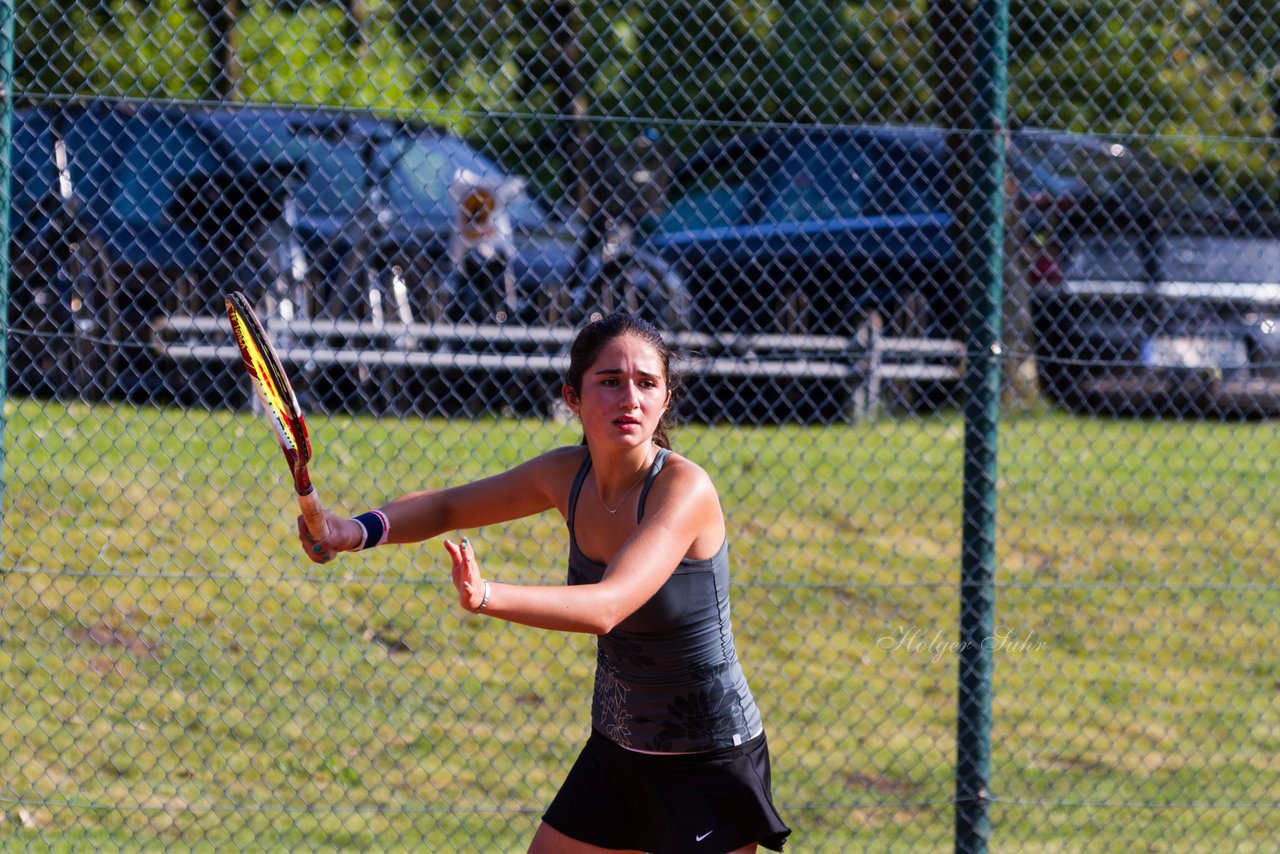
[10,230,117,401]
[1036,357,1084,410]
[889,289,930,338]
[884,289,933,410]
[67,234,118,402]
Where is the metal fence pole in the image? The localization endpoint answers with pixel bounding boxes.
[0,0,12,446]
[955,0,1009,851]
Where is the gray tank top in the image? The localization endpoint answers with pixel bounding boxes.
[568,448,764,753]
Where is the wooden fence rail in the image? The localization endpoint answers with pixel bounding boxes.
[153,314,965,420]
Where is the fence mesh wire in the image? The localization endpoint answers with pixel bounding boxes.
[3,0,1279,851]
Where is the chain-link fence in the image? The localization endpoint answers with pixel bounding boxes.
[3,0,1278,851]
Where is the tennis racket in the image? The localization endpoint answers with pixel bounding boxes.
[225,291,331,540]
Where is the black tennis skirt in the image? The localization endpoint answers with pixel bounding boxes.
[543,728,791,853]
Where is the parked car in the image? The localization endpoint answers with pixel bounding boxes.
[8,101,298,400]
[244,111,580,326]
[1015,133,1280,416]
[7,100,688,403]
[644,127,958,341]
[643,126,1280,416]
[1029,222,1280,417]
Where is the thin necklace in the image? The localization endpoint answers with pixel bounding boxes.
[596,452,652,515]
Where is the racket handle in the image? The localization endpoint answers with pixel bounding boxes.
[297,489,331,540]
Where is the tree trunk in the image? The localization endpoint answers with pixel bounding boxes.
[549,0,588,213]
[198,0,239,100]
[342,0,367,52]
[929,0,977,260]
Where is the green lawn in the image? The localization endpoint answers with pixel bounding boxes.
[2,398,1276,851]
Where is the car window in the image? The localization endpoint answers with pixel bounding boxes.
[657,154,759,231]
[113,124,220,224]
[872,139,946,215]
[293,137,368,221]
[1161,235,1280,284]
[390,136,547,229]
[1063,233,1152,281]
[11,112,54,221]
[764,140,874,223]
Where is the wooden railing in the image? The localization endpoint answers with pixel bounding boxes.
[153,314,965,420]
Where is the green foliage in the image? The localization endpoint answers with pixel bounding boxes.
[15,0,104,94]
[235,2,439,116]
[82,0,208,101]
[1009,0,1278,197]
[8,1,1280,201]
[394,0,518,92]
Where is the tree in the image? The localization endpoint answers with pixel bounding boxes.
[15,0,99,94]
[196,0,240,99]
[393,0,516,91]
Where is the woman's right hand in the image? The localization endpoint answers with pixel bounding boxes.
[297,512,364,563]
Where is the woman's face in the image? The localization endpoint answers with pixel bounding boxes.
[566,333,670,451]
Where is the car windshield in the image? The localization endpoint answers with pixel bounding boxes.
[1014,137,1137,198]
[763,140,876,223]
[114,124,221,224]
[386,138,454,220]
[292,136,369,221]
[656,152,761,232]
[389,136,548,230]
[655,133,944,232]
[251,126,547,230]
[1014,135,1223,214]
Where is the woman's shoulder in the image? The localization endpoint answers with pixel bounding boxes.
[523,445,590,483]
[500,446,590,513]
[659,448,707,476]
[541,444,590,467]
[653,450,720,501]
[646,450,725,550]
[491,445,588,488]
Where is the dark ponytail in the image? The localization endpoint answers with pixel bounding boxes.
[564,312,680,449]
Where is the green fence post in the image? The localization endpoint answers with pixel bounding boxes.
[955,0,1009,852]
[0,0,12,448]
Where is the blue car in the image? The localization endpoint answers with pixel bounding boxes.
[8,100,687,403]
[645,126,1280,416]
[645,127,959,340]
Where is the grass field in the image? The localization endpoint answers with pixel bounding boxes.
[1,397,1276,852]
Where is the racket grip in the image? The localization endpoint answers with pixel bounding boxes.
[297,489,331,540]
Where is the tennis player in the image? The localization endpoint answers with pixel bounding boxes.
[299,312,791,853]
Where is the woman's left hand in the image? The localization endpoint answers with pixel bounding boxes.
[444,537,485,613]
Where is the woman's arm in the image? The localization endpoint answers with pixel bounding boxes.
[299,447,582,560]
[379,447,575,542]
[448,459,722,635]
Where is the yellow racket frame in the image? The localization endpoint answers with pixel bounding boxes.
[226,292,330,539]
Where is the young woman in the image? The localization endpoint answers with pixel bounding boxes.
[299,312,791,853]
